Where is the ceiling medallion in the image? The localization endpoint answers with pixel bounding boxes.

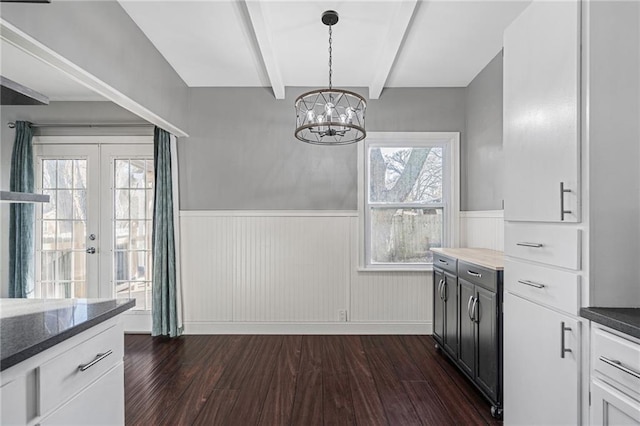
[294,10,367,145]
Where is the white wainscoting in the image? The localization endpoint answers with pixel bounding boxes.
[179,211,431,334]
[459,210,505,251]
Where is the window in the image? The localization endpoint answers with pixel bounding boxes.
[360,132,459,270]
[113,158,154,310]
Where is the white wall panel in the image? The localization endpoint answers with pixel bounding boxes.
[179,212,432,333]
[459,210,504,251]
[350,270,431,322]
[180,215,234,322]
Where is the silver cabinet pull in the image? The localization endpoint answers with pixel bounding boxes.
[78,350,113,372]
[467,270,482,278]
[560,322,572,358]
[441,279,448,302]
[471,297,479,323]
[467,296,475,322]
[438,259,448,265]
[517,279,545,289]
[599,356,640,380]
[560,182,572,221]
[437,279,444,300]
[517,242,543,248]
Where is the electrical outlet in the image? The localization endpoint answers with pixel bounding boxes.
[338,309,347,322]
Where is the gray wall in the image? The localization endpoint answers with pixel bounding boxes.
[0,1,189,133]
[463,52,504,211]
[587,1,640,306]
[179,87,466,210]
[0,101,147,297]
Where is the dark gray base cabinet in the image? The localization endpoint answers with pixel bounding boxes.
[432,254,503,418]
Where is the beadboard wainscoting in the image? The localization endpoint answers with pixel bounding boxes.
[459,210,505,251]
[179,211,432,334]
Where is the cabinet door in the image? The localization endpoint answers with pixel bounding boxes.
[476,286,498,401]
[503,0,580,222]
[591,379,640,426]
[433,269,445,343]
[40,363,124,426]
[443,271,458,357]
[458,279,476,377]
[504,293,580,425]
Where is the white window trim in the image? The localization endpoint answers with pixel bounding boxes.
[358,132,460,272]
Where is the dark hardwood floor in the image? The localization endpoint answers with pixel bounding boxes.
[124,334,501,426]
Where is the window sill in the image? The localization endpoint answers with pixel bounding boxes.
[356,266,433,273]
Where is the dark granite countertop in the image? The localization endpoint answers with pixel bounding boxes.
[580,307,640,340]
[1,298,135,371]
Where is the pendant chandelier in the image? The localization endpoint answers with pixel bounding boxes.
[294,10,367,145]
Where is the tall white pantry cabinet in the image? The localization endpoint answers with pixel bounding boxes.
[503,1,640,425]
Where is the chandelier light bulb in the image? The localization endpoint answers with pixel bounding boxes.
[306,110,316,123]
[317,114,325,123]
[325,102,335,119]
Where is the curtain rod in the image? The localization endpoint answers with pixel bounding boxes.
[7,121,153,129]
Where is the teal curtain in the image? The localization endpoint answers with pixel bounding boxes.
[9,121,35,298]
[151,127,181,337]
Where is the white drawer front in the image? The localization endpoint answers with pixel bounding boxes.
[39,324,123,415]
[505,222,581,270]
[593,327,640,398]
[504,259,580,314]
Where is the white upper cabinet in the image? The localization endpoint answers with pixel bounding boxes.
[503,0,580,223]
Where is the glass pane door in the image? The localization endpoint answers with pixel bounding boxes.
[35,145,100,298]
[101,145,154,310]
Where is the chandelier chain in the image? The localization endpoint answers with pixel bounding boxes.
[328,25,333,90]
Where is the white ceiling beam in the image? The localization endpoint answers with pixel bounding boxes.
[241,0,286,100]
[369,0,418,100]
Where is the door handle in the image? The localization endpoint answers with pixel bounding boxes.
[467,296,474,322]
[517,279,545,289]
[86,247,96,254]
[437,279,444,300]
[441,280,447,302]
[516,242,543,248]
[560,322,572,358]
[560,182,572,221]
[471,297,479,323]
[599,356,640,379]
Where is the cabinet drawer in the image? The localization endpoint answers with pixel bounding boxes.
[433,253,457,275]
[505,222,581,270]
[593,327,640,398]
[458,261,497,292]
[39,324,123,415]
[504,259,580,314]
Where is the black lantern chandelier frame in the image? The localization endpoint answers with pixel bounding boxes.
[294,10,367,145]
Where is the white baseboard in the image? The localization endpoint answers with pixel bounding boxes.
[183,321,433,335]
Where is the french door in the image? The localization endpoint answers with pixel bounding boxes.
[34,139,153,310]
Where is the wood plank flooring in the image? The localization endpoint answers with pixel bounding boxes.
[124,335,501,426]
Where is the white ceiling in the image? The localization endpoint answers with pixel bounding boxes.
[118,0,530,99]
[0,39,105,102]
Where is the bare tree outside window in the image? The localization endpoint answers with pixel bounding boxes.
[368,145,445,265]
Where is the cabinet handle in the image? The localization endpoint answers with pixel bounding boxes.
[437,279,443,300]
[471,297,479,323]
[467,296,475,322]
[442,280,448,302]
[517,242,543,248]
[467,270,482,278]
[517,279,545,289]
[78,350,113,372]
[560,322,572,359]
[560,182,572,221]
[438,259,448,265]
[599,356,640,380]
